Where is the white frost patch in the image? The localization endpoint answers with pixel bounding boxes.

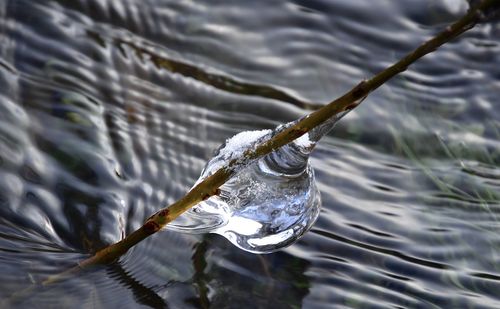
[223,129,272,157]
[197,129,272,182]
[294,132,313,148]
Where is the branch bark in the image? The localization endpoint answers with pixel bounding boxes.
[43,0,499,284]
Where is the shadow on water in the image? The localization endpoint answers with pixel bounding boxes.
[85,30,324,112]
[188,235,311,309]
[107,263,171,309]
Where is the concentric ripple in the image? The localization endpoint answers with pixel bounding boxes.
[0,0,499,308]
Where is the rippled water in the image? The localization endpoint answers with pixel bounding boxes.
[0,0,499,308]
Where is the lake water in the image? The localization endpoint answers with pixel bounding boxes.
[0,0,499,308]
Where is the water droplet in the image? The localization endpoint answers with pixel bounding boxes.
[168,111,350,253]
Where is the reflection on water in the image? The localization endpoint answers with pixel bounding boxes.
[0,0,499,307]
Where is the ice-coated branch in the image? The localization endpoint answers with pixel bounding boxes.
[42,0,499,284]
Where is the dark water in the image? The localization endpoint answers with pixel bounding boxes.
[0,0,499,308]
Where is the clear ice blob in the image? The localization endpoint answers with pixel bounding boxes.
[168,110,351,253]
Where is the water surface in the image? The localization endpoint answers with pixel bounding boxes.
[0,0,499,308]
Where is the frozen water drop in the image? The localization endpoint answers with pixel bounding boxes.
[168,110,352,253]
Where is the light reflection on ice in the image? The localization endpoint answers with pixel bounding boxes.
[168,110,352,253]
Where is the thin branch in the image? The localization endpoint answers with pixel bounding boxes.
[43,0,499,284]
